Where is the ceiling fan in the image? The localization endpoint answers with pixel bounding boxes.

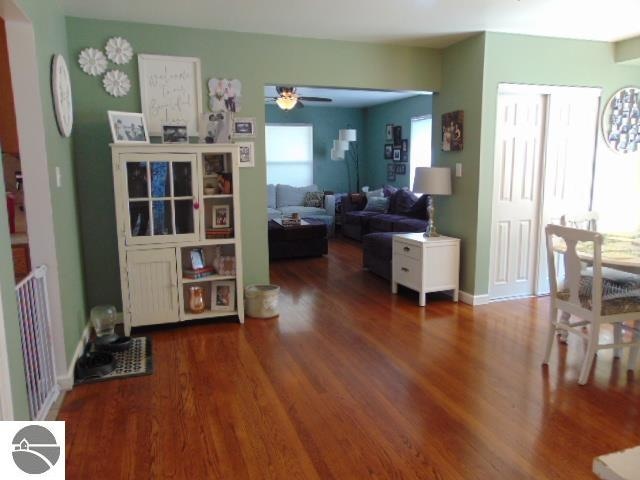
[266,86,332,111]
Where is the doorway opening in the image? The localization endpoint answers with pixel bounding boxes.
[488,83,601,301]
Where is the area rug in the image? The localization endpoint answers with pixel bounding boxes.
[74,336,153,385]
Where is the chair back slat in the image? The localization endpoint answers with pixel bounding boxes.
[545,224,604,315]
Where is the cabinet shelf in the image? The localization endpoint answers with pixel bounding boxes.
[182,310,238,321]
[203,194,233,199]
[181,274,236,284]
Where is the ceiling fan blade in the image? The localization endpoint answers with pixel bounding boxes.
[295,100,304,109]
[299,96,332,102]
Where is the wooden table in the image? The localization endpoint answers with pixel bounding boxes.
[554,232,640,274]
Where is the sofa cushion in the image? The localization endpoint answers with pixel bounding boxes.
[407,194,430,219]
[363,196,389,213]
[276,184,318,208]
[267,207,281,220]
[303,191,324,208]
[394,217,428,233]
[388,189,418,214]
[279,206,326,216]
[267,184,277,209]
[369,214,407,232]
[344,210,379,226]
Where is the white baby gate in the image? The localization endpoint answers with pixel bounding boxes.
[16,265,58,420]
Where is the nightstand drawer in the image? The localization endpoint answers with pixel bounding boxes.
[393,240,422,261]
[393,254,421,289]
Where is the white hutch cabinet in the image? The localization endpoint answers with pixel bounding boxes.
[111,144,244,333]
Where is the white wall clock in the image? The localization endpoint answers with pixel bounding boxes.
[51,54,73,138]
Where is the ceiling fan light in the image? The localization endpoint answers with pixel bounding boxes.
[339,129,357,142]
[276,95,298,111]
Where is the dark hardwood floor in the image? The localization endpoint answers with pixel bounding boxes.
[59,237,640,479]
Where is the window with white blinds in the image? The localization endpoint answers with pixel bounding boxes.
[266,124,313,186]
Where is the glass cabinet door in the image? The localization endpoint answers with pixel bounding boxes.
[121,153,199,245]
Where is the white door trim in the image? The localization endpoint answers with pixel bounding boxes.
[1,0,68,379]
[0,289,14,420]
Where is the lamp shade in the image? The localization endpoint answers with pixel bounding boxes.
[412,167,452,195]
[330,148,344,160]
[333,139,349,151]
[339,128,357,142]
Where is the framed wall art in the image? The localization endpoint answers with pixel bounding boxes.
[442,110,464,151]
[138,54,203,136]
[602,86,640,154]
[236,141,255,168]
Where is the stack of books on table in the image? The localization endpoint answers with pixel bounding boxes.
[183,266,215,279]
[206,228,233,239]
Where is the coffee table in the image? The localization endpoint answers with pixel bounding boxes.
[268,218,328,260]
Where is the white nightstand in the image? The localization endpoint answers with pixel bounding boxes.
[392,233,460,306]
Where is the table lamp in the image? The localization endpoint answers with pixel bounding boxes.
[412,167,452,237]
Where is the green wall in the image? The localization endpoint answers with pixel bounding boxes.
[0,0,87,419]
[363,95,432,189]
[65,17,442,309]
[431,34,486,295]
[265,104,365,192]
[475,32,640,295]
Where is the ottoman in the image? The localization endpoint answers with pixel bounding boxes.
[268,218,328,260]
[362,232,395,280]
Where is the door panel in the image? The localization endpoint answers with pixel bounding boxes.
[126,248,179,326]
[490,93,546,299]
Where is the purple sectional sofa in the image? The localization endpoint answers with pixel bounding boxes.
[342,189,430,241]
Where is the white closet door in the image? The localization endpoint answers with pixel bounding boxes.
[126,248,179,326]
[489,93,546,300]
[536,93,600,294]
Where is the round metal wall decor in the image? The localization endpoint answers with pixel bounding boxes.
[602,86,640,154]
[51,54,73,138]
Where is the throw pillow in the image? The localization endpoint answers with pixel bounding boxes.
[363,196,389,213]
[365,188,384,200]
[407,194,430,219]
[303,191,325,208]
[389,188,418,214]
[382,185,398,197]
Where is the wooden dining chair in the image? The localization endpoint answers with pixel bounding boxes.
[543,224,640,385]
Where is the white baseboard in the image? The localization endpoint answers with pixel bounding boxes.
[57,322,90,391]
[459,291,490,306]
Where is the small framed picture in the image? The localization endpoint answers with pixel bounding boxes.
[190,248,205,270]
[401,139,409,152]
[212,281,235,311]
[236,141,255,168]
[394,164,406,175]
[393,148,401,162]
[204,154,226,175]
[232,117,255,137]
[384,144,393,159]
[108,111,149,144]
[200,111,232,143]
[213,205,230,228]
[392,125,402,146]
[387,163,396,181]
[385,124,393,141]
[161,122,188,143]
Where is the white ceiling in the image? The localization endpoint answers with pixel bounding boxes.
[62,0,640,48]
[264,86,430,108]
